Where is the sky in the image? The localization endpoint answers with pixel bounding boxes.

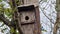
[39,0,57,34]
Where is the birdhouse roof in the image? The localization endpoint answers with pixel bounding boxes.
[18,5,35,12]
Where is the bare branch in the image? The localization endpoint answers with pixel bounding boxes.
[0,14,16,28]
[0,14,12,26]
[39,0,54,24]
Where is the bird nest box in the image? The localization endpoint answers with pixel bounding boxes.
[18,5,35,24]
[15,0,41,34]
[17,4,41,34]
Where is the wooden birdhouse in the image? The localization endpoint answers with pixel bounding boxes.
[18,5,35,24]
[15,0,41,34]
[17,4,41,34]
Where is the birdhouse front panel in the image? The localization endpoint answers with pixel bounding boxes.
[20,11,35,24]
[18,5,35,24]
[21,24,34,34]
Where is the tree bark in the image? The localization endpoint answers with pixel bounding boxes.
[9,0,23,34]
[53,0,60,34]
[0,14,12,27]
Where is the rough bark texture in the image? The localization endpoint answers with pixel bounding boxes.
[53,0,60,34]
[9,0,23,34]
[0,14,11,26]
[23,0,38,7]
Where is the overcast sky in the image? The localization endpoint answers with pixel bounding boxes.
[39,0,56,34]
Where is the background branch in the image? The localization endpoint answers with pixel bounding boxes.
[0,14,16,28]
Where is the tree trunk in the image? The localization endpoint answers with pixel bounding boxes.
[53,0,60,34]
[9,0,23,34]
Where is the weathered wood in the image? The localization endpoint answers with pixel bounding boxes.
[18,5,35,24]
[21,24,34,34]
[20,11,35,24]
[34,7,41,34]
[53,0,60,34]
[17,5,41,34]
[13,0,41,34]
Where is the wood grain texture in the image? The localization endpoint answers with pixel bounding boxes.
[20,11,35,24]
[17,5,41,34]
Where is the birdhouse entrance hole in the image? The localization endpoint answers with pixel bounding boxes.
[25,16,29,20]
